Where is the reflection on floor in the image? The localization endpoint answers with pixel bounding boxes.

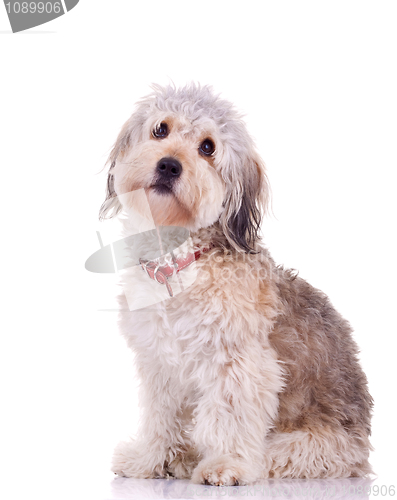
[108,476,375,499]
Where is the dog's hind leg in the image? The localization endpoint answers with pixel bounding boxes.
[263,426,373,479]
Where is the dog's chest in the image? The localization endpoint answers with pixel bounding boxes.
[120,252,275,375]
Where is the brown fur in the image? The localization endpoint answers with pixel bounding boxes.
[269,267,372,437]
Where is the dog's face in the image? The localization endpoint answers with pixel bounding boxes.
[111,111,226,230]
[100,84,269,252]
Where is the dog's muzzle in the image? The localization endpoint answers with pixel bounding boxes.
[151,157,182,194]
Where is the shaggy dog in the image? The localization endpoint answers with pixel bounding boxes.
[100,84,373,485]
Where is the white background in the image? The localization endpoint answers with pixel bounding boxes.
[1,1,396,499]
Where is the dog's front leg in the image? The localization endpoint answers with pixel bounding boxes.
[191,344,282,485]
[111,372,188,479]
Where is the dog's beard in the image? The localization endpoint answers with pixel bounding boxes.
[145,187,192,227]
[115,172,193,227]
[150,176,175,196]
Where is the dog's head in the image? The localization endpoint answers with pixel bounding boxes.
[99,84,269,252]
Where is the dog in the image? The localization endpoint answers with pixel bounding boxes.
[99,83,373,485]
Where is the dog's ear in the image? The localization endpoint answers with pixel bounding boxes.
[99,118,135,220]
[220,150,270,253]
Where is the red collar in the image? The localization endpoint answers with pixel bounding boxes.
[139,246,211,297]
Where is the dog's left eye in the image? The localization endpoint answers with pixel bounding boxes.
[199,139,215,156]
[153,122,169,138]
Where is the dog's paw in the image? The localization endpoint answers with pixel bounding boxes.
[191,454,257,486]
[111,440,167,479]
[167,448,200,479]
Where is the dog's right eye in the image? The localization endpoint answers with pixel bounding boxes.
[153,122,169,138]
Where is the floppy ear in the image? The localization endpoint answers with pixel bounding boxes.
[99,116,138,220]
[220,150,270,253]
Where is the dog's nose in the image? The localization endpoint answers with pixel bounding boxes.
[156,157,182,179]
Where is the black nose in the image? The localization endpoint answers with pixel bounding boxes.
[156,157,182,179]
